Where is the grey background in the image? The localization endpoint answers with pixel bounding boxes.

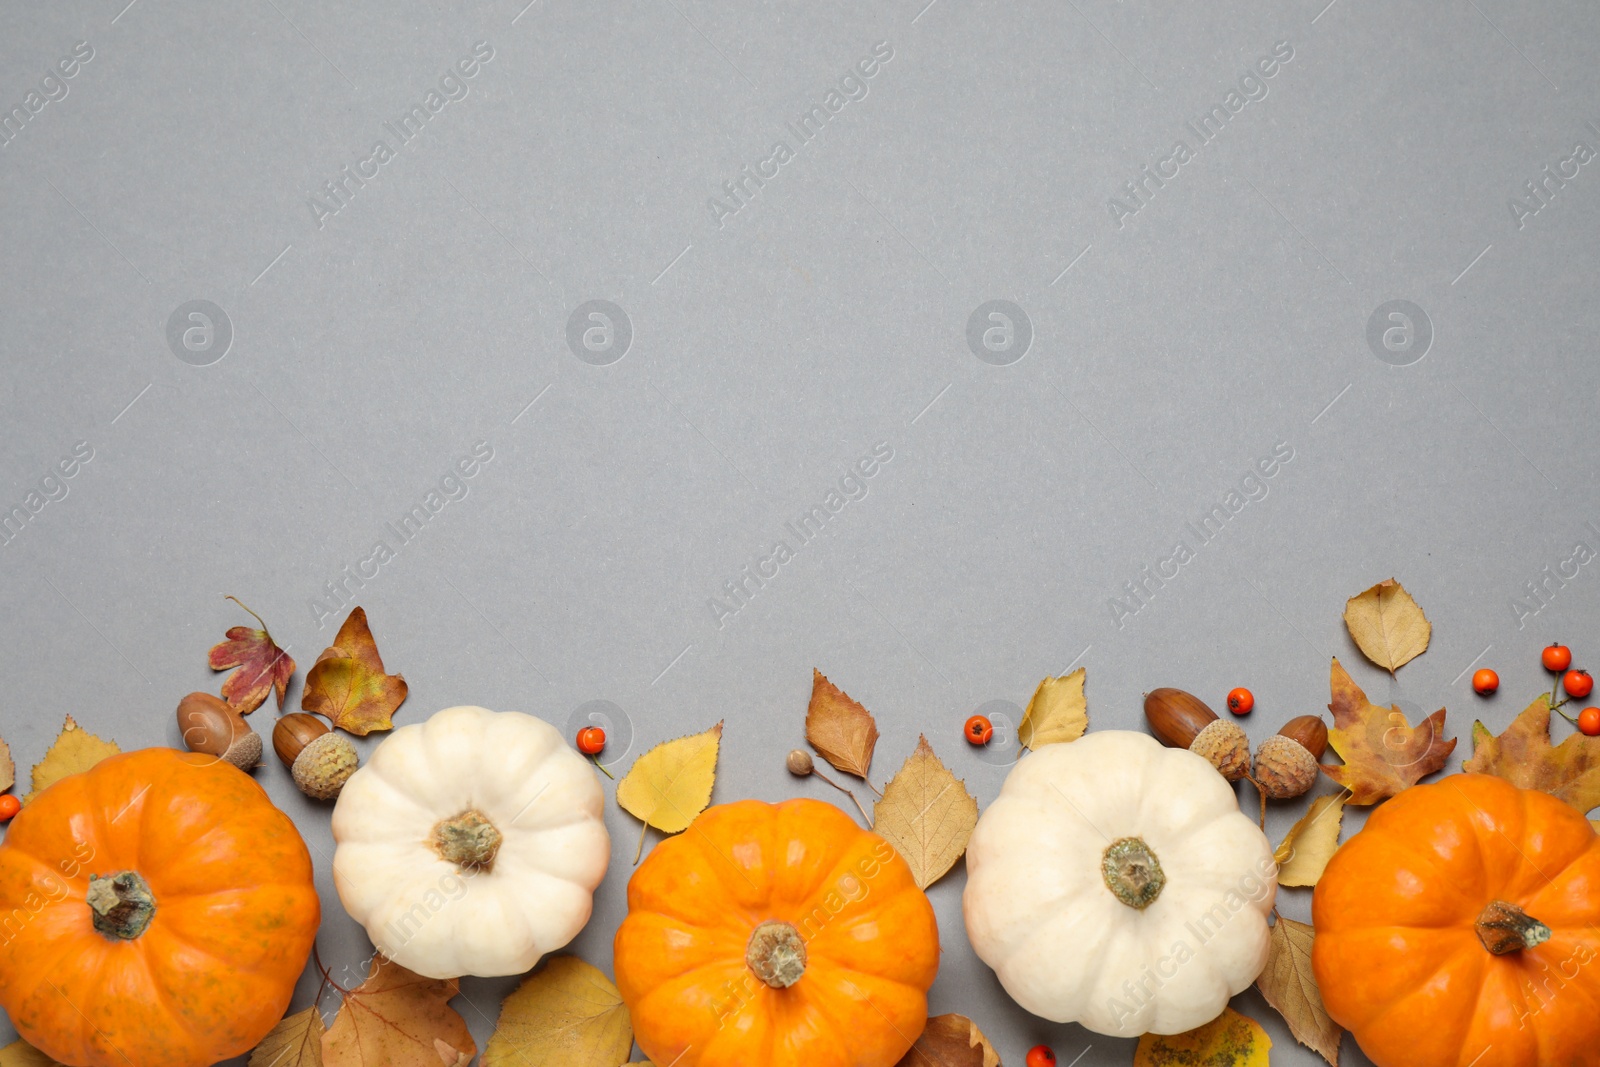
[2,0,1598,1063]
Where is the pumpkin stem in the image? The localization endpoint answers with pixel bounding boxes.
[1102,837,1166,910]
[746,920,807,988]
[1476,900,1552,955]
[86,871,156,940]
[431,809,502,872]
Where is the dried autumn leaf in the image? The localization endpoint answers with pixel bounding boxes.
[322,955,475,1067]
[0,735,13,794]
[872,735,979,889]
[302,607,408,736]
[1134,1007,1272,1066]
[1343,578,1430,674]
[0,1038,66,1066]
[250,1007,325,1067]
[481,956,632,1067]
[26,715,120,803]
[617,721,723,860]
[1320,657,1455,805]
[891,1013,999,1067]
[209,596,296,714]
[1018,667,1088,750]
[1257,918,1342,1066]
[1464,695,1600,815]
[1274,793,1346,887]
[806,669,879,779]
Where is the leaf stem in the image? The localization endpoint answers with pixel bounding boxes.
[590,754,615,780]
[812,766,872,825]
[634,820,649,865]
[225,595,273,640]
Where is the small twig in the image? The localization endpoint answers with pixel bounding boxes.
[813,765,872,824]
[590,754,614,780]
[1244,773,1268,829]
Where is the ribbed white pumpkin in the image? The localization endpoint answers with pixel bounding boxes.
[963,730,1275,1036]
[330,706,609,979]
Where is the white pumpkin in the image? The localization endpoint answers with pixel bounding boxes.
[963,730,1275,1037]
[330,706,610,979]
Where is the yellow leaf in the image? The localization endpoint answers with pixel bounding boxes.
[805,669,879,779]
[0,1038,67,1066]
[482,957,633,1067]
[1018,667,1088,749]
[302,607,408,736]
[1134,1007,1272,1066]
[0,735,12,794]
[1256,918,1343,1066]
[617,721,723,838]
[250,1007,325,1067]
[1274,794,1346,887]
[891,1014,1000,1067]
[26,715,120,803]
[1342,578,1430,673]
[872,735,979,889]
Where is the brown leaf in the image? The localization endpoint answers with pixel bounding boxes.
[0,735,13,794]
[1134,1007,1272,1066]
[872,735,979,889]
[806,669,878,779]
[0,1038,67,1066]
[1320,658,1455,805]
[322,956,474,1067]
[1018,667,1088,749]
[1274,793,1346,887]
[481,956,632,1067]
[250,1007,325,1067]
[1256,918,1342,1066]
[1464,695,1600,815]
[26,715,120,804]
[892,1014,999,1067]
[1342,578,1430,674]
[302,608,408,736]
[209,596,296,713]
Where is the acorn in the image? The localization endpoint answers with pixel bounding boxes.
[1253,715,1327,799]
[273,713,358,800]
[1144,688,1250,781]
[176,692,262,772]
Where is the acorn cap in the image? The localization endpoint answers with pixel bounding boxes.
[1190,719,1251,781]
[1254,733,1319,799]
[291,732,358,800]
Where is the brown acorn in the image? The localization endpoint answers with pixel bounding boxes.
[1144,688,1250,781]
[176,692,261,772]
[1253,715,1328,799]
[273,712,331,768]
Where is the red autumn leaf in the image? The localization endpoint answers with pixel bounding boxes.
[208,597,296,714]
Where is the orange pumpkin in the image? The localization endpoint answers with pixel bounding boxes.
[1313,773,1600,1067]
[614,798,940,1067]
[0,749,321,1067]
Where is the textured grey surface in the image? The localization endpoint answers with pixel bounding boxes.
[3,0,1600,1063]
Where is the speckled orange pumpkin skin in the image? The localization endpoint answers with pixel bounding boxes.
[0,748,320,1067]
[1313,774,1600,1067]
[614,798,940,1067]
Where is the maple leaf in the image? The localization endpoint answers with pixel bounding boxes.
[302,608,408,736]
[1018,667,1088,750]
[1135,1008,1271,1066]
[0,735,13,794]
[322,955,475,1067]
[616,721,722,862]
[208,596,296,714]
[481,957,632,1067]
[1464,695,1600,815]
[26,716,120,803]
[250,1007,324,1067]
[1342,578,1430,674]
[1256,918,1342,1066]
[872,735,979,889]
[891,1014,1000,1067]
[1320,658,1454,805]
[805,669,879,780]
[1274,793,1346,887]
